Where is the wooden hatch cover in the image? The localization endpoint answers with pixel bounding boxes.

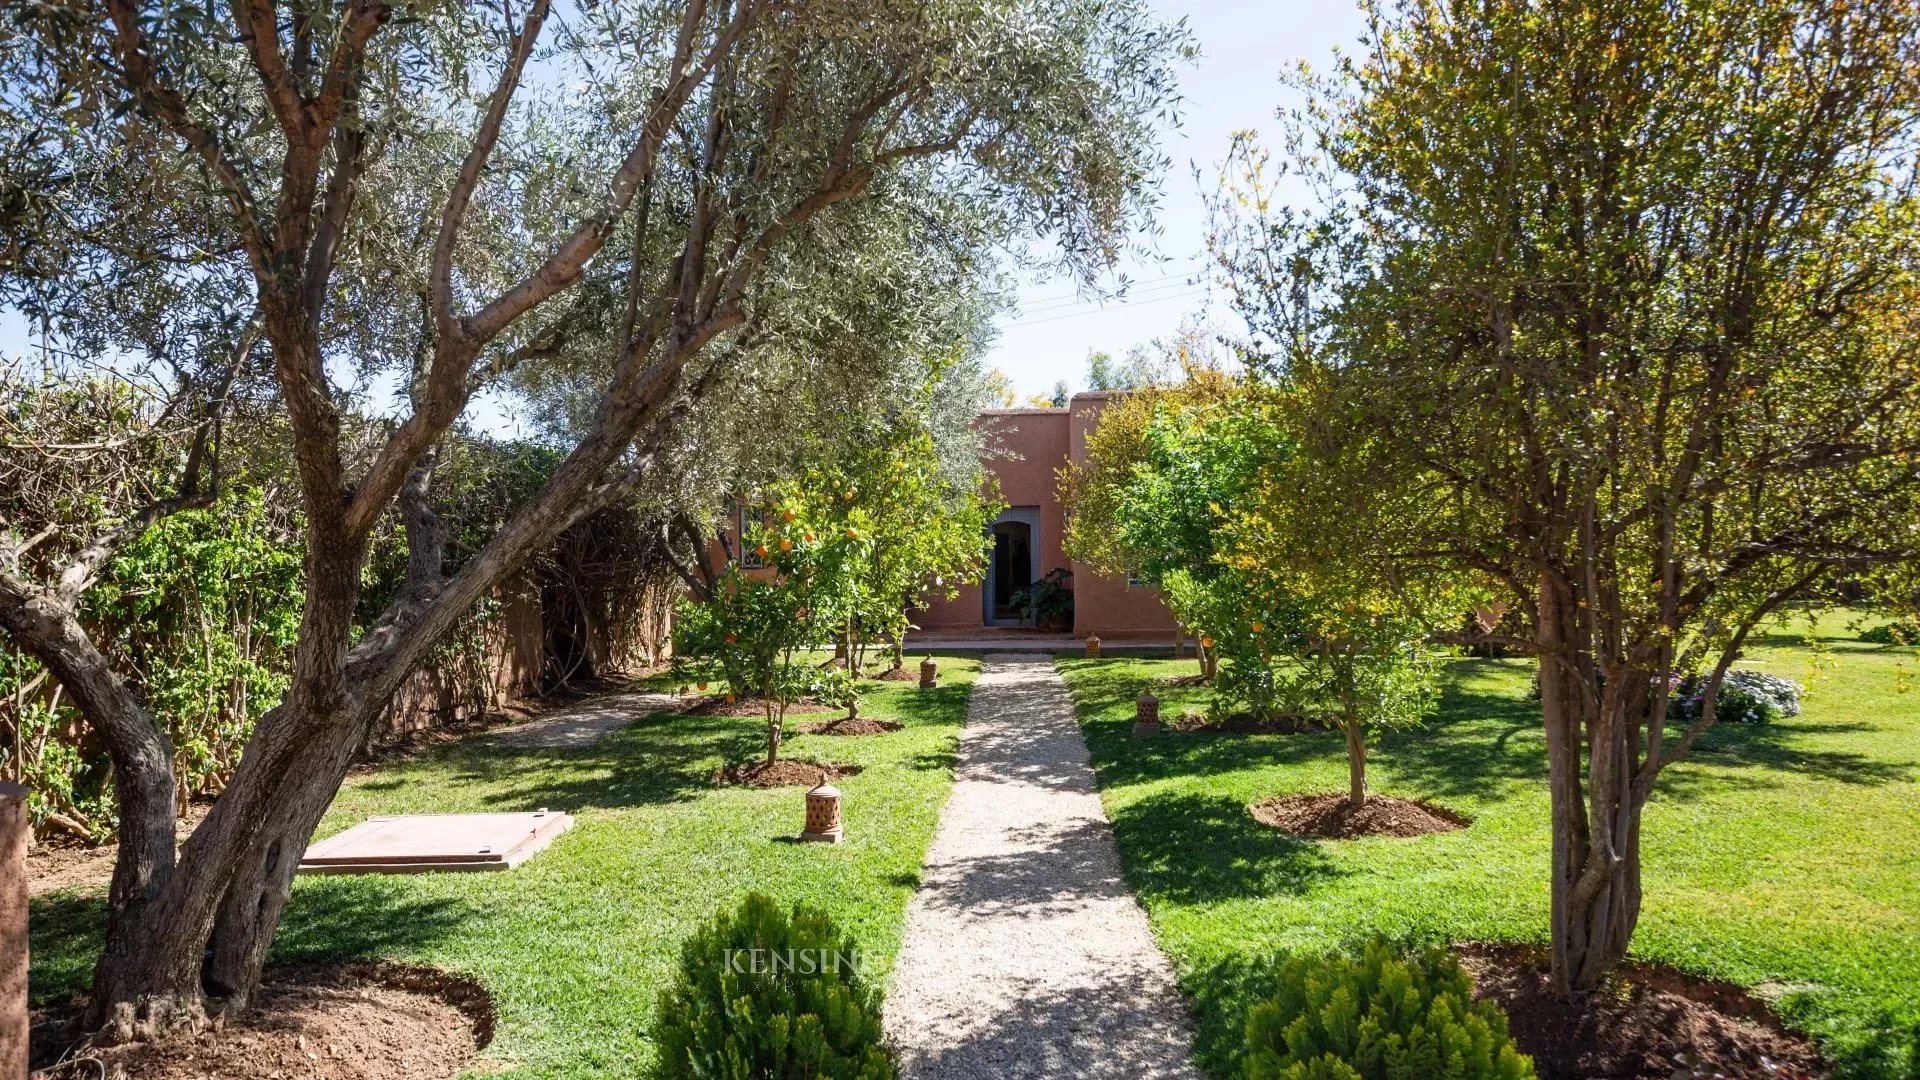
[298,809,574,875]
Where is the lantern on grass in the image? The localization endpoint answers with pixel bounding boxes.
[1085,635,1101,658]
[801,783,843,844]
[919,654,938,689]
[1134,690,1161,735]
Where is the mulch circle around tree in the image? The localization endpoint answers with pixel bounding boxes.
[682,694,828,717]
[794,717,904,736]
[866,665,923,683]
[29,962,493,1080]
[711,759,864,787]
[1249,792,1471,839]
[1155,673,1212,688]
[1170,709,1328,735]
[1457,943,1826,1080]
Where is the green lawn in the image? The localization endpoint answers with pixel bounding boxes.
[1058,613,1920,1080]
[29,656,980,1078]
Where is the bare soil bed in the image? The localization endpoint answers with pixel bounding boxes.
[1249,793,1470,839]
[28,801,212,898]
[1170,709,1327,735]
[711,759,863,787]
[794,717,904,736]
[30,963,491,1080]
[684,694,830,717]
[1458,943,1826,1079]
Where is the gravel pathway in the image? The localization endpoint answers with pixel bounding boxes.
[883,654,1201,1080]
[486,690,681,750]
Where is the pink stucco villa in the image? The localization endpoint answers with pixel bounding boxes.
[910,392,1178,641]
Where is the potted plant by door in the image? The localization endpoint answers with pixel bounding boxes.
[1008,568,1075,632]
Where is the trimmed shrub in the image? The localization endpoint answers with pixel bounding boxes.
[650,893,897,1080]
[1861,618,1920,646]
[1669,669,1802,726]
[1242,940,1534,1080]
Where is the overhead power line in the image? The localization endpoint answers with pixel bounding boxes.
[1002,287,1210,328]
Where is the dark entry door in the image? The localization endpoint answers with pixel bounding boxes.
[989,522,1032,622]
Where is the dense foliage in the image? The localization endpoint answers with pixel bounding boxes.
[1210,0,1920,993]
[1063,374,1460,805]
[1860,618,1920,646]
[673,563,856,765]
[650,893,897,1080]
[1241,941,1535,1080]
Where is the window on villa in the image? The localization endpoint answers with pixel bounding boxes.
[737,502,772,568]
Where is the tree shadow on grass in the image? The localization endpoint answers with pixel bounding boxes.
[1107,792,1343,908]
[1659,718,1914,793]
[28,892,108,1004]
[1082,723,1340,791]
[1381,662,1913,803]
[406,711,757,814]
[1376,678,1548,802]
[271,876,482,966]
[856,682,973,726]
[27,881,476,1007]
[1180,953,1294,1079]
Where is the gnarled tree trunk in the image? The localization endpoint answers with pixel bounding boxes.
[0,591,180,1029]
[1536,574,1646,997]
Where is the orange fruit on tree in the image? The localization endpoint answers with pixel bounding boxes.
[724,633,737,644]
[781,510,796,523]
[804,531,816,542]
[697,681,709,691]
[1200,635,1215,650]
[755,545,769,558]
[1251,621,1265,633]
[845,527,859,540]
[779,538,794,552]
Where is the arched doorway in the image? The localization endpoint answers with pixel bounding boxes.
[983,508,1041,625]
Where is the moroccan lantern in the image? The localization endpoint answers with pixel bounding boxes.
[801,783,843,844]
[1134,690,1161,736]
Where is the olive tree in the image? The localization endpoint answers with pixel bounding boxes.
[1212,0,1920,995]
[3,0,1189,1029]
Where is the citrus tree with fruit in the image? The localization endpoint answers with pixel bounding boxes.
[769,429,998,672]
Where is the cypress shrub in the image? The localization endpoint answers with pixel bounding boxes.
[1242,940,1534,1080]
[650,892,897,1080]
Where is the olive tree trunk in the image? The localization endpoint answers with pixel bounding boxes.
[0,590,178,1025]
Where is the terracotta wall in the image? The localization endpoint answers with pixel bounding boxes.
[914,408,1071,630]
[698,397,1177,639]
[1067,394,1178,640]
[374,573,673,742]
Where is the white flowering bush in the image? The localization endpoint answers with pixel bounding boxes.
[1670,670,1803,725]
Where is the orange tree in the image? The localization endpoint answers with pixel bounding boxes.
[1066,375,1468,807]
[771,427,998,672]
[1211,0,1920,995]
[672,526,860,766]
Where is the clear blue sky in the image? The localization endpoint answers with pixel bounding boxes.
[988,0,1367,398]
[0,1,1367,408]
